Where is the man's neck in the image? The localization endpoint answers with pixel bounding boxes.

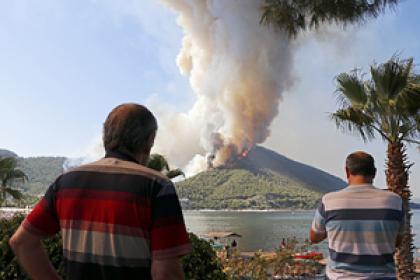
[347,175,374,186]
[135,153,149,166]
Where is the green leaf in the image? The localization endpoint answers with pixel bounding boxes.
[260,0,399,37]
[147,154,170,172]
[335,71,368,107]
[166,169,185,179]
[331,107,375,141]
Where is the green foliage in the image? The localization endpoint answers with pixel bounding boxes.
[224,250,269,280]
[331,56,420,279]
[0,157,27,206]
[261,0,399,37]
[0,216,225,280]
[176,168,322,210]
[182,233,227,280]
[147,154,170,172]
[331,56,420,145]
[16,157,65,196]
[223,239,323,280]
[0,215,64,280]
[147,154,185,179]
[166,168,185,179]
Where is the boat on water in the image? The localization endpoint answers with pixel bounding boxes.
[200,231,242,251]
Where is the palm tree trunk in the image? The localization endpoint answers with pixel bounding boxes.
[386,142,415,280]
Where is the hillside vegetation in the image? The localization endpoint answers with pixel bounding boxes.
[17,157,65,196]
[1,147,348,209]
[176,146,347,210]
[176,168,323,209]
[0,150,65,197]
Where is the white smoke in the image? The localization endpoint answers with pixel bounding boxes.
[154,0,294,174]
[63,135,104,170]
[63,0,295,176]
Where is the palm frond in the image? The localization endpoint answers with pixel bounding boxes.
[260,0,305,37]
[0,157,27,186]
[147,154,170,172]
[261,0,399,37]
[4,187,23,200]
[370,57,414,101]
[3,169,27,182]
[0,157,17,170]
[335,71,368,108]
[398,118,419,141]
[331,107,375,141]
[395,83,420,116]
[166,169,185,179]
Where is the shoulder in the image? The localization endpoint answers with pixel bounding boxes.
[321,189,346,203]
[64,157,171,182]
[371,187,402,201]
[383,189,401,199]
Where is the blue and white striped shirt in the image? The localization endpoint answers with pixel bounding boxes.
[312,184,403,280]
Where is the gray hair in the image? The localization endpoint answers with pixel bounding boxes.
[103,103,157,154]
[346,151,376,177]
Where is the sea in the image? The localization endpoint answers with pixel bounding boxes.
[183,210,420,257]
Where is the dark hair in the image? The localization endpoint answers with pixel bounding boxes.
[103,103,157,154]
[346,151,376,177]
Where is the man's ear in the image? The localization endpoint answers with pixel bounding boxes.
[345,167,350,179]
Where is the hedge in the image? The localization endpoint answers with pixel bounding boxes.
[0,215,226,280]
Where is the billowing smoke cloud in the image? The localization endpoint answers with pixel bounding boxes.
[157,0,294,173]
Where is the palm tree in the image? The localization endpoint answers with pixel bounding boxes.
[331,56,420,279]
[0,157,27,206]
[261,0,399,37]
[147,154,185,179]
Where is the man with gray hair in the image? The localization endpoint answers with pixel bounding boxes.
[310,151,403,280]
[9,103,191,280]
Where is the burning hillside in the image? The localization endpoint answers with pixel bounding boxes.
[176,146,346,210]
[207,145,253,169]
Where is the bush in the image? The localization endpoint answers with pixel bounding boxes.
[0,215,226,280]
[181,233,227,280]
[222,238,324,280]
[0,214,65,280]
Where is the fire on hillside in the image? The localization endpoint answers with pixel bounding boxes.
[207,145,253,169]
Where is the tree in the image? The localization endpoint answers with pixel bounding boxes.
[331,56,420,279]
[181,233,227,280]
[0,157,27,206]
[261,0,399,37]
[147,154,185,179]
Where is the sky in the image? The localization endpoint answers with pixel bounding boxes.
[0,0,419,198]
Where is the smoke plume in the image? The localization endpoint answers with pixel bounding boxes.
[157,0,294,172]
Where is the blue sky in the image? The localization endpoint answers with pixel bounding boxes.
[0,0,419,198]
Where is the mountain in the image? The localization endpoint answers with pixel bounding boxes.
[16,157,66,196]
[0,148,66,197]
[411,202,420,210]
[176,146,347,210]
[0,149,18,158]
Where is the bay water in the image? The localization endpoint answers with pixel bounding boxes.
[183,210,420,256]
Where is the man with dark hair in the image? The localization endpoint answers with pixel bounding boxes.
[310,151,403,280]
[9,103,191,280]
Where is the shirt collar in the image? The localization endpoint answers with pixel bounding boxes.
[344,184,375,191]
[105,150,139,164]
